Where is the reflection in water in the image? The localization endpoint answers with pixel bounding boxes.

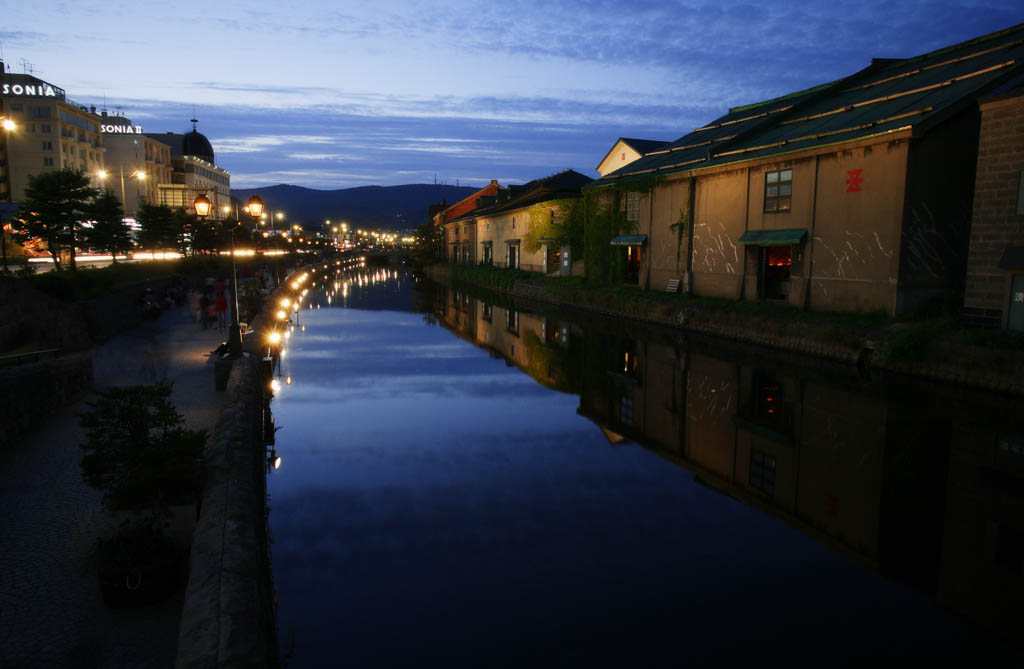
[267,267,1023,666]
[427,282,1024,651]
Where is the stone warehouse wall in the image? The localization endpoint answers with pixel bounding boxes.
[964,93,1024,328]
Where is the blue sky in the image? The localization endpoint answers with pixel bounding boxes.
[3,1,1022,189]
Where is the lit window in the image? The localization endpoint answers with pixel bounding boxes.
[764,169,793,213]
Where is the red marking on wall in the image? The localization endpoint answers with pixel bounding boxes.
[622,152,626,161]
[846,169,863,192]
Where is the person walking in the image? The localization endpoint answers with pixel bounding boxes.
[215,291,228,332]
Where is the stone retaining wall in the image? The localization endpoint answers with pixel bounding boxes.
[174,354,277,669]
[175,294,280,669]
[0,352,93,450]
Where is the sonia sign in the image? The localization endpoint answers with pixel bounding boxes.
[2,83,59,97]
[100,124,144,134]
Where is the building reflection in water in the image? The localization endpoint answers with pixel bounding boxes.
[426,283,1023,649]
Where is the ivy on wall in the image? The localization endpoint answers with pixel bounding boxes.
[669,207,689,262]
[582,176,665,284]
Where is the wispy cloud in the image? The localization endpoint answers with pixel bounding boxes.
[5,0,1019,192]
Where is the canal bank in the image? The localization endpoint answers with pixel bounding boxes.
[425,264,1024,396]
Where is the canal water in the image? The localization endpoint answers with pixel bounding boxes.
[268,263,1023,668]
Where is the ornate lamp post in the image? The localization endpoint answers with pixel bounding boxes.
[195,193,243,357]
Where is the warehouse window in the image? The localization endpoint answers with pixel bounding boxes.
[625,191,640,223]
[750,450,776,495]
[1017,170,1024,216]
[764,169,793,213]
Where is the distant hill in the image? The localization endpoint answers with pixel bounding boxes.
[229,184,478,231]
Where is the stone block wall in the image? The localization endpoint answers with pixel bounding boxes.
[964,92,1024,328]
[0,277,91,353]
[0,352,93,450]
[175,306,278,669]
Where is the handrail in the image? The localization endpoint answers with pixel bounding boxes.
[0,348,60,367]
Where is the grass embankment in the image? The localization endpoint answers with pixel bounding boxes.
[446,263,1024,369]
[25,257,234,302]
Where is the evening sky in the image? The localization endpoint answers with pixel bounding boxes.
[3,1,1022,189]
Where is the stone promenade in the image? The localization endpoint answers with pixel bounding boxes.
[0,305,228,669]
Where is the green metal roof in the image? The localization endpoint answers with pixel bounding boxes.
[610,234,648,246]
[738,229,808,246]
[597,23,1024,186]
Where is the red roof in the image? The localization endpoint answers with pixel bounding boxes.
[434,180,503,226]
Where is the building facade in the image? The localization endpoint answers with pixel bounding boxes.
[473,170,592,275]
[963,85,1024,331]
[1,66,106,202]
[98,113,172,215]
[144,123,230,215]
[598,25,1024,316]
[596,138,666,177]
[435,180,503,264]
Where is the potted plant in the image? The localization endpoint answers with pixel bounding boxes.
[80,380,207,608]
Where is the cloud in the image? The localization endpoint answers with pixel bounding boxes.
[214,134,337,154]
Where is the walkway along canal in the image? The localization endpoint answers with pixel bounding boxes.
[263,263,1022,667]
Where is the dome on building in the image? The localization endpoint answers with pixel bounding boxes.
[182,119,215,163]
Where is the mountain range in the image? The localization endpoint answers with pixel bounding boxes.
[229,184,478,231]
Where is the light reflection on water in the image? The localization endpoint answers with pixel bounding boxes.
[268,265,1023,668]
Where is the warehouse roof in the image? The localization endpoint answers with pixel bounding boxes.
[600,22,1024,185]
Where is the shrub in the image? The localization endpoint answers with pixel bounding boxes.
[80,380,207,510]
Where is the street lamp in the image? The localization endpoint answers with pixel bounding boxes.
[196,194,243,357]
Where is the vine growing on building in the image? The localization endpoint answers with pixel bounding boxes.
[582,176,664,284]
[669,207,689,262]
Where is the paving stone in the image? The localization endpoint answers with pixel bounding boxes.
[0,305,227,669]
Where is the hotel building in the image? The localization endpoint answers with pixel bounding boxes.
[0,64,106,202]
[98,113,172,215]
[144,121,230,216]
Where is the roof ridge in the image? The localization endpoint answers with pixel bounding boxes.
[889,20,1024,68]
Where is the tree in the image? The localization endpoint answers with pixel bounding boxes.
[80,380,207,511]
[86,190,132,263]
[135,203,179,253]
[171,208,200,256]
[412,219,443,266]
[14,168,99,271]
[190,218,221,255]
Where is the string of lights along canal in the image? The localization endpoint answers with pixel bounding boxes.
[258,260,1023,668]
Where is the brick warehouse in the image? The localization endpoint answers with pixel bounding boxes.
[964,80,1024,331]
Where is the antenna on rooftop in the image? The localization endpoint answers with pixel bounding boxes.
[19,58,36,75]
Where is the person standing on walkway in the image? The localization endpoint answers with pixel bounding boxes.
[214,291,228,332]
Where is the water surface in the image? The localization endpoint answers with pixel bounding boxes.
[268,266,1024,667]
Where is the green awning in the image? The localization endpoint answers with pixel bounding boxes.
[610,234,648,246]
[738,229,807,246]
